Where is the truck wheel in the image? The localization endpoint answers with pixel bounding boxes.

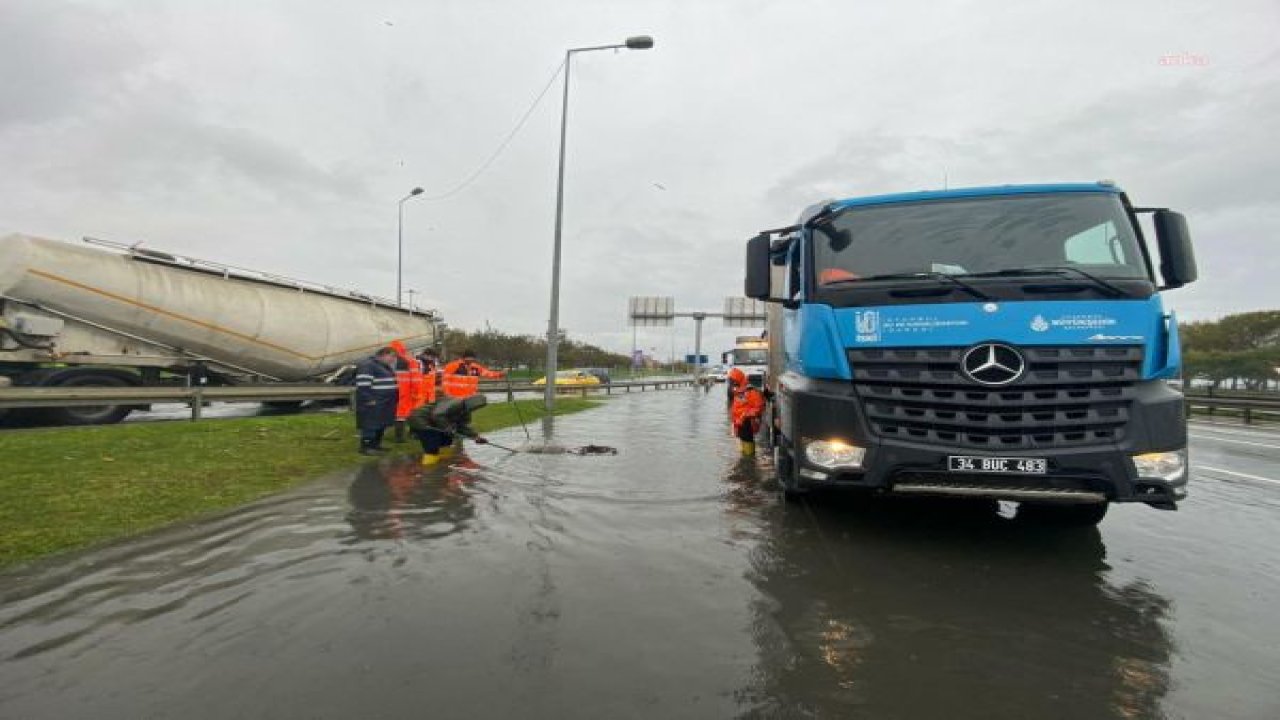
[262,400,305,413]
[1017,502,1109,527]
[774,446,808,501]
[44,371,136,425]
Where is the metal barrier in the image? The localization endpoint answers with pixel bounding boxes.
[0,378,696,421]
[9,382,1275,425]
[1184,393,1280,425]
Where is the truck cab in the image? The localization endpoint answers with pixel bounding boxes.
[745,183,1198,525]
[727,335,769,388]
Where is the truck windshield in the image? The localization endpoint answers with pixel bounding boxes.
[811,193,1150,287]
[733,349,768,365]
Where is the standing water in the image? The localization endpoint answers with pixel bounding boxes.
[2,390,1278,719]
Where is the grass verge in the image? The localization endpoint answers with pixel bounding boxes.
[0,397,600,569]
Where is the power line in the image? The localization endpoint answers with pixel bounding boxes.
[419,60,566,201]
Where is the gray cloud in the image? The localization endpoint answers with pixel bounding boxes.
[0,0,1276,359]
[0,1,143,126]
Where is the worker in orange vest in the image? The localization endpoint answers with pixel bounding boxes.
[390,340,431,443]
[441,349,504,399]
[728,368,766,456]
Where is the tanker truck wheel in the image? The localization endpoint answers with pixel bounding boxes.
[262,400,305,413]
[43,370,137,426]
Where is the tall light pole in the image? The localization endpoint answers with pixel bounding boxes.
[544,35,654,413]
[397,186,424,306]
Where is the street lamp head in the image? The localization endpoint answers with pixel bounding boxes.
[410,187,424,195]
[625,36,654,50]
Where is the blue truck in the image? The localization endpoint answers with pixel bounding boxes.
[745,182,1197,525]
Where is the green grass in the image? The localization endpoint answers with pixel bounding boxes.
[0,398,600,569]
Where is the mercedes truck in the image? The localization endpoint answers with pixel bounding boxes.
[745,182,1197,525]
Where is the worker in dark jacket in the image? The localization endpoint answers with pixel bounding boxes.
[354,347,400,455]
[417,347,441,376]
[407,395,490,466]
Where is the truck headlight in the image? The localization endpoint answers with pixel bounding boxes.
[1132,449,1187,482]
[805,440,866,469]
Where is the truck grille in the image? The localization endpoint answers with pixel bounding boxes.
[848,345,1143,450]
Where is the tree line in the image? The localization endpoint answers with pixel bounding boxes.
[1181,310,1280,391]
[440,328,631,371]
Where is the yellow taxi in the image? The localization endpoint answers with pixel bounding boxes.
[532,369,603,388]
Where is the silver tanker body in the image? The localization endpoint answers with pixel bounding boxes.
[0,234,438,424]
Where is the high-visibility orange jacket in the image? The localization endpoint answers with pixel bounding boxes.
[391,341,429,419]
[730,384,766,433]
[441,358,504,399]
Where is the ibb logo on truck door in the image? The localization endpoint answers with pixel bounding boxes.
[961,343,1026,386]
[854,310,881,342]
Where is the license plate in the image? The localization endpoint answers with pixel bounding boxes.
[948,456,1047,474]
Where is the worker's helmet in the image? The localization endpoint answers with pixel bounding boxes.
[728,368,746,387]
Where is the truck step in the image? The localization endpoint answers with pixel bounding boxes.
[892,483,1106,504]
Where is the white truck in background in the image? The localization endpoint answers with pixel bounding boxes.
[727,334,769,388]
[0,234,439,425]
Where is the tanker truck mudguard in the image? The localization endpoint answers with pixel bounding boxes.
[745,182,1198,525]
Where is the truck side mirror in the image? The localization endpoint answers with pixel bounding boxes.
[744,233,773,300]
[1154,210,1197,288]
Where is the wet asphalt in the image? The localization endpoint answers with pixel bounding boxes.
[1,390,1278,719]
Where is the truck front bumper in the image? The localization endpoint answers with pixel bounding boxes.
[779,375,1188,508]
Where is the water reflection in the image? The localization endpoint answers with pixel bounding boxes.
[739,492,1174,719]
[345,458,481,542]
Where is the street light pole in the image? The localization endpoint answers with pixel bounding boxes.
[544,35,654,414]
[397,187,424,306]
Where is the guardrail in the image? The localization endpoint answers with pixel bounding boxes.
[1184,393,1280,425]
[0,378,696,422]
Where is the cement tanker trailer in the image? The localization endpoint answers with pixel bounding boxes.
[0,234,439,425]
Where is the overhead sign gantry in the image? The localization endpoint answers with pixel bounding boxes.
[627,296,767,374]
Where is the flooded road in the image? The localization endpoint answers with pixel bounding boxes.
[2,392,1278,719]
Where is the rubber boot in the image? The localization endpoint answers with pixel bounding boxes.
[420,452,441,466]
[393,420,407,444]
[438,446,456,460]
[740,441,756,457]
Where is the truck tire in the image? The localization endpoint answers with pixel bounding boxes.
[774,445,808,501]
[42,370,137,425]
[1017,502,1109,527]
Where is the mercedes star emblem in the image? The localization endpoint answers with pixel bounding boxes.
[961,343,1026,386]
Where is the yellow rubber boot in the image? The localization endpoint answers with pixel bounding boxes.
[420,453,441,466]
[438,446,456,459]
[740,441,755,456]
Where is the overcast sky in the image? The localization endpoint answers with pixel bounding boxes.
[2,0,1277,360]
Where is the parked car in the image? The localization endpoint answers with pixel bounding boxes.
[533,370,603,387]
